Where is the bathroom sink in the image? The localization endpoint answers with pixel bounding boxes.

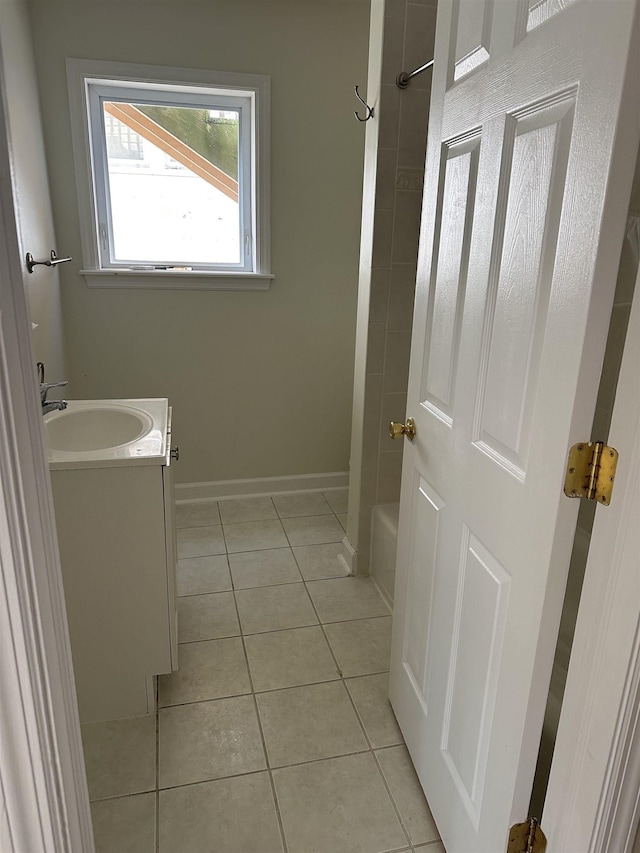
[44,399,169,469]
[46,404,153,451]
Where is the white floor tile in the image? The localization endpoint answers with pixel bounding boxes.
[307,576,390,623]
[346,673,403,748]
[159,773,283,853]
[292,542,346,580]
[177,525,225,559]
[376,746,440,846]
[273,492,332,518]
[175,501,220,529]
[159,695,266,788]
[245,625,339,692]
[218,496,277,523]
[235,583,318,634]
[324,617,392,677]
[257,681,368,767]
[223,518,288,552]
[88,491,437,853]
[82,715,156,801]
[91,793,156,853]
[229,547,301,589]
[272,752,407,853]
[158,638,250,707]
[177,555,231,595]
[323,489,348,514]
[177,591,239,642]
[282,514,345,546]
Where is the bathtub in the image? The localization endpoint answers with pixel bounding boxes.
[370,503,400,607]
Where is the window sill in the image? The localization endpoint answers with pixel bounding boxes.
[80,269,274,291]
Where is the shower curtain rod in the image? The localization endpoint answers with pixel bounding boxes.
[396,58,434,89]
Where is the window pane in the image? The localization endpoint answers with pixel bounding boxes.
[103,102,240,265]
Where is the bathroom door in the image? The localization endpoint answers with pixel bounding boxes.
[389,1,640,851]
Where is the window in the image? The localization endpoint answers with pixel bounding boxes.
[67,60,271,290]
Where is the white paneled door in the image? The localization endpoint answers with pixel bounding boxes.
[389,1,640,851]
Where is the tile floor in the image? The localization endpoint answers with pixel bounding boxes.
[82,490,444,853]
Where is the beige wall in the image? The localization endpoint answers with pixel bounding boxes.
[27,0,369,484]
[0,0,66,384]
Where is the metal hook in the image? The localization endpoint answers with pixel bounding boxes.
[354,85,374,122]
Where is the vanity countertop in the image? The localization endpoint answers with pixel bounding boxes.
[45,398,170,470]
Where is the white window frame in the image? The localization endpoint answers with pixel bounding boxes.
[67,59,272,291]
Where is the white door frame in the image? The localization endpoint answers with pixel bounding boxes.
[544,269,640,850]
[0,10,638,853]
[0,63,94,852]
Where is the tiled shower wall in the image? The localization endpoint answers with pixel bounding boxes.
[357,0,437,573]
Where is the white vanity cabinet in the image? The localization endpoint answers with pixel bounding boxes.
[48,400,177,723]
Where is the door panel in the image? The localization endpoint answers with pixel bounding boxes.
[403,475,443,701]
[441,529,511,823]
[527,0,580,34]
[423,134,480,424]
[451,0,494,82]
[475,94,575,476]
[390,0,640,850]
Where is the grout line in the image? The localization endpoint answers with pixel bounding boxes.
[153,747,374,793]
[301,565,413,851]
[372,744,414,850]
[230,581,290,853]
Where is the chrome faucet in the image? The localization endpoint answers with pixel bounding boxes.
[37,362,68,415]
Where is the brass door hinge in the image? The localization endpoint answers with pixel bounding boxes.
[507,818,547,853]
[564,441,618,506]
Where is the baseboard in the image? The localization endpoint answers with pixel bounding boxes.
[176,471,349,503]
[340,536,357,576]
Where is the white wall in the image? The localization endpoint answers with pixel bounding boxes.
[27,0,369,484]
[0,0,66,383]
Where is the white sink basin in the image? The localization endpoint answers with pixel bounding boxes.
[45,399,169,469]
[46,404,153,452]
